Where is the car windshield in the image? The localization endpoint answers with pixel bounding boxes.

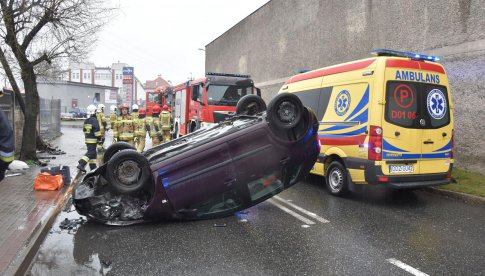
[206,85,252,106]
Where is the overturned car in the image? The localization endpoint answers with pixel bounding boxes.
[73,93,320,225]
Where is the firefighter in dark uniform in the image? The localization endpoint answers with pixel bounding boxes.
[77,104,101,172]
[0,88,14,182]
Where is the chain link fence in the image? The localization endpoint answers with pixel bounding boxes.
[0,90,61,154]
[39,97,61,140]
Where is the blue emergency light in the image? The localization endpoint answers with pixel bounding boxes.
[295,68,311,74]
[371,49,440,62]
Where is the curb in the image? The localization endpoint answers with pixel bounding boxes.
[423,187,485,207]
[4,171,82,276]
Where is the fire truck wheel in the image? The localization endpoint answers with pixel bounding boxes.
[267,93,303,130]
[236,95,267,115]
[106,150,151,194]
[103,142,136,164]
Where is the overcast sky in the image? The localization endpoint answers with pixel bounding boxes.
[90,0,270,85]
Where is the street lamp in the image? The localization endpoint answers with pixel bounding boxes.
[198,48,205,51]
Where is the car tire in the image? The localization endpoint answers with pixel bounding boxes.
[106,150,151,194]
[236,95,267,115]
[103,142,136,164]
[325,161,349,196]
[267,93,304,129]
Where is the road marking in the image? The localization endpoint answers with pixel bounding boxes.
[273,196,330,223]
[386,258,429,276]
[268,200,315,225]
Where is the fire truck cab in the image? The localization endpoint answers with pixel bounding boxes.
[146,86,173,115]
[173,72,260,137]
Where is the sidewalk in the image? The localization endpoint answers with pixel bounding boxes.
[0,124,85,275]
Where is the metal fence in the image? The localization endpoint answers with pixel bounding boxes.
[39,97,61,140]
[0,90,61,153]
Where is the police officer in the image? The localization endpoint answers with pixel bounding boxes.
[96,104,108,164]
[0,88,14,182]
[148,105,162,146]
[134,107,149,152]
[109,105,117,131]
[77,104,101,172]
[132,104,139,120]
[114,103,135,146]
[160,105,172,143]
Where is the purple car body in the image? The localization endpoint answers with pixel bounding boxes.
[73,94,320,225]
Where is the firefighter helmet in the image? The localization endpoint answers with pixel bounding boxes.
[120,103,129,110]
[87,104,97,115]
[97,104,105,113]
[132,104,139,111]
[139,107,146,115]
[110,105,117,112]
[162,105,169,111]
[152,105,161,114]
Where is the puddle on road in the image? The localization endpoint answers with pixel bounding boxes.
[26,205,113,276]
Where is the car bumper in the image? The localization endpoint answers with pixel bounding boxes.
[343,157,453,189]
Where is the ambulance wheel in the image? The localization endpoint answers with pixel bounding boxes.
[325,161,349,196]
[103,142,136,164]
[106,150,151,194]
[236,95,266,115]
[267,93,303,130]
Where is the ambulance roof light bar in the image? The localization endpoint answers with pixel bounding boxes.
[371,49,440,62]
[207,72,251,78]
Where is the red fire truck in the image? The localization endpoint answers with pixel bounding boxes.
[173,72,260,137]
[145,85,173,115]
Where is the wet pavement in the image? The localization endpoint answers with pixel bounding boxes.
[0,123,87,275]
[25,174,485,275]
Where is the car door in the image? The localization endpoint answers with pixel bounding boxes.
[161,142,239,216]
[420,83,453,174]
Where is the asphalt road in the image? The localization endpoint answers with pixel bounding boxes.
[24,174,485,276]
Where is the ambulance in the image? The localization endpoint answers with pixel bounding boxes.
[279,49,454,196]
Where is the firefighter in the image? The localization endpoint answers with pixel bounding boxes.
[134,107,149,152]
[109,105,117,130]
[77,104,101,172]
[96,104,108,164]
[148,104,162,146]
[160,105,172,143]
[114,103,135,146]
[132,104,139,120]
[0,88,14,182]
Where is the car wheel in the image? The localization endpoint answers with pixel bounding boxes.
[103,142,136,164]
[106,150,151,194]
[267,93,303,129]
[236,95,267,115]
[325,161,349,196]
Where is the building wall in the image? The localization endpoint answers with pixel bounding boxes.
[205,0,485,174]
[37,81,114,116]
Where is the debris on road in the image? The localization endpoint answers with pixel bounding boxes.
[59,217,86,230]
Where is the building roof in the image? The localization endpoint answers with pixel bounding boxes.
[143,76,170,89]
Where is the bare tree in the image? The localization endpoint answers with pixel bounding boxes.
[0,0,116,160]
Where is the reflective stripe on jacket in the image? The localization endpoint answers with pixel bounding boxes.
[160,112,171,130]
[83,115,101,144]
[134,117,148,136]
[116,115,134,139]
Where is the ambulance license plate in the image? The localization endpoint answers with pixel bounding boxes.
[389,165,414,173]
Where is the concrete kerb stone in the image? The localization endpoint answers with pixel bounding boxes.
[423,187,485,207]
[5,171,83,276]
